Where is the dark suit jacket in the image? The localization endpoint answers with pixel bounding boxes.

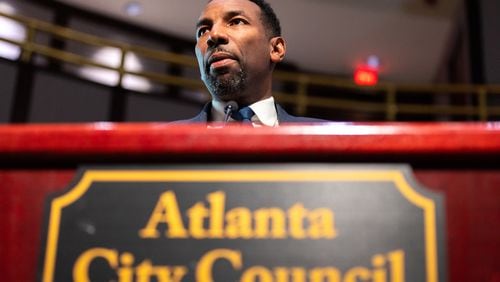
[174,102,327,123]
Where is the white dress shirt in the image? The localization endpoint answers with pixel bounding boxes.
[211,97,279,127]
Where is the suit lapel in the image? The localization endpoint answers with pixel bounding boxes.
[275,104,296,122]
[190,102,211,122]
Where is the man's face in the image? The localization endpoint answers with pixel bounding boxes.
[195,0,273,102]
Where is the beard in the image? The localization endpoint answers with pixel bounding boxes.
[203,67,247,101]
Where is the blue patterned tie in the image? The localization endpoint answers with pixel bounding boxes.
[232,106,254,123]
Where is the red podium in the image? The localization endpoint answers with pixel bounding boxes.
[0,123,499,281]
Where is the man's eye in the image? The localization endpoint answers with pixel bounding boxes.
[229,18,246,26]
[197,27,209,37]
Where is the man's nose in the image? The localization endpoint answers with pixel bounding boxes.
[206,27,228,48]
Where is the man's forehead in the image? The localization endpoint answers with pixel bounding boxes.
[198,0,261,21]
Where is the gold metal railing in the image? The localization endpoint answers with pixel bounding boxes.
[1,11,499,120]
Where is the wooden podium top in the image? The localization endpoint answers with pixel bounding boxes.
[1,122,499,166]
[1,122,499,281]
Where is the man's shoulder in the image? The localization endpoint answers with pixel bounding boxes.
[275,104,328,123]
[171,101,329,124]
[170,102,211,124]
[170,116,204,124]
[284,116,328,123]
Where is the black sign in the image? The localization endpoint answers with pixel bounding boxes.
[39,164,446,282]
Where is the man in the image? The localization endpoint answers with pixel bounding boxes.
[179,0,325,125]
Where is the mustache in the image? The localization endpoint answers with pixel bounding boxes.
[205,47,238,72]
[207,47,234,58]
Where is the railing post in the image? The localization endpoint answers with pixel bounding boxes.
[108,46,129,122]
[478,87,488,121]
[20,23,36,63]
[385,85,397,121]
[117,47,127,87]
[296,75,309,116]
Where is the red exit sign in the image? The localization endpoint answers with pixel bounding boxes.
[354,66,378,86]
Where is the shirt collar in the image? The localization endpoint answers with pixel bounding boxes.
[211,97,279,127]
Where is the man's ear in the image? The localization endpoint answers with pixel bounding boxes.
[270,37,286,63]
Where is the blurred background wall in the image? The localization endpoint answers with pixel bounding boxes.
[0,0,499,123]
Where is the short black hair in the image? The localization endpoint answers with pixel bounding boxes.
[248,0,282,37]
[207,0,282,37]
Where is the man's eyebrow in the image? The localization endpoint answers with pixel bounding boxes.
[225,10,246,19]
[196,10,248,28]
[196,18,212,29]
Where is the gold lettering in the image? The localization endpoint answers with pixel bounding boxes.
[73,248,189,282]
[254,208,286,238]
[310,267,341,282]
[187,202,209,239]
[372,254,387,282]
[308,208,337,239]
[118,252,134,282]
[388,249,405,282]
[196,249,242,282]
[73,248,118,282]
[135,260,156,282]
[139,191,188,239]
[344,267,371,282]
[288,203,307,239]
[225,207,253,239]
[291,267,306,282]
[274,267,289,282]
[192,249,404,282]
[138,191,339,240]
[208,191,225,238]
[241,266,273,282]
[135,260,187,282]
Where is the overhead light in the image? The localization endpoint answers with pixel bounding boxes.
[79,47,152,92]
[0,2,15,14]
[0,2,26,60]
[366,55,380,69]
[124,1,143,17]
